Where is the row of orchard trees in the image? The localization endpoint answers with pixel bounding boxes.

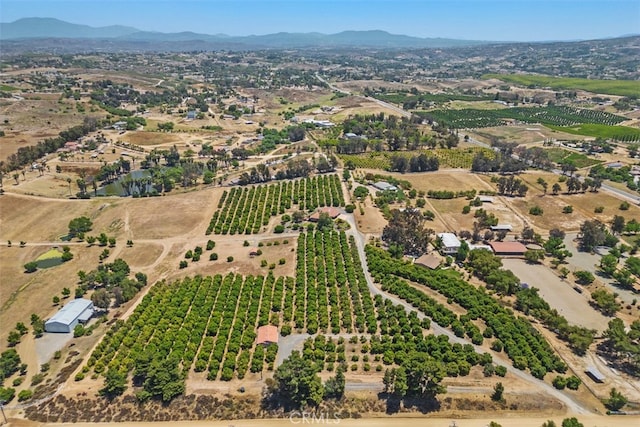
[86,274,284,401]
[206,175,344,234]
[366,246,567,379]
[293,230,377,335]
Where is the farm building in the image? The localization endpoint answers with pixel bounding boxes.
[586,366,605,383]
[256,325,279,346]
[479,196,494,203]
[437,233,461,255]
[309,206,341,222]
[489,241,527,256]
[490,224,513,232]
[414,253,441,270]
[45,298,94,333]
[373,181,398,191]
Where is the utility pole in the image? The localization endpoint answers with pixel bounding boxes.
[0,399,7,425]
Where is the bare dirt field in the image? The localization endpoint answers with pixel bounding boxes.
[502,258,610,331]
[0,94,103,159]
[477,172,640,234]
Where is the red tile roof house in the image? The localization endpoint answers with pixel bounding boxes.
[489,241,527,256]
[256,325,279,346]
[308,206,341,222]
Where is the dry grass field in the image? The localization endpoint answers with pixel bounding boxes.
[0,94,102,159]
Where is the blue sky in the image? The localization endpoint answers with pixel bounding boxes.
[2,0,639,41]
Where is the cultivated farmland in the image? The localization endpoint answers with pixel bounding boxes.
[206,175,345,235]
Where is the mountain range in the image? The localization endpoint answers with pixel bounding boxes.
[0,17,491,49]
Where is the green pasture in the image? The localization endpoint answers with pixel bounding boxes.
[483,74,640,97]
[35,248,64,269]
[547,124,640,141]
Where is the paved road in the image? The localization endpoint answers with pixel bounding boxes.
[463,134,640,205]
[315,73,410,118]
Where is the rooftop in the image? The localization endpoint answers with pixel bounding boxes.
[256,325,278,345]
[437,232,461,248]
[45,298,93,326]
[414,253,441,269]
[489,241,527,254]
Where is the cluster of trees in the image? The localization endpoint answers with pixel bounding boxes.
[427,189,477,200]
[0,349,22,384]
[601,318,640,377]
[335,113,430,152]
[495,175,528,197]
[207,174,344,235]
[388,153,439,173]
[76,258,146,307]
[263,351,342,409]
[589,164,640,193]
[579,220,619,252]
[382,208,434,257]
[471,151,526,174]
[467,250,521,295]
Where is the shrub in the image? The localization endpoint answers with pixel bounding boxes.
[345,204,355,213]
[0,387,15,403]
[278,258,286,265]
[462,205,471,214]
[619,201,630,211]
[30,374,44,386]
[529,206,544,216]
[594,206,604,213]
[179,260,188,269]
[553,375,567,389]
[562,206,573,214]
[274,224,285,233]
[24,262,38,273]
[227,256,234,262]
[206,240,215,250]
[566,375,581,390]
[209,253,218,261]
[18,389,33,402]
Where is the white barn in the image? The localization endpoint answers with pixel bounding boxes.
[437,233,461,255]
[45,298,94,333]
[373,181,398,191]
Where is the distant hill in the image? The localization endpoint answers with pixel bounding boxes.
[0,17,139,39]
[0,17,490,49]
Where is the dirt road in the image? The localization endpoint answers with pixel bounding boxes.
[38,414,640,427]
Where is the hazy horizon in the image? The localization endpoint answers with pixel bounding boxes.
[2,0,639,42]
